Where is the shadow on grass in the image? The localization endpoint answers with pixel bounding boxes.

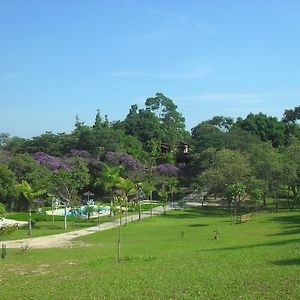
[269,214,300,225]
[266,213,300,237]
[188,224,208,227]
[163,207,231,219]
[205,237,300,252]
[268,227,300,237]
[271,258,300,266]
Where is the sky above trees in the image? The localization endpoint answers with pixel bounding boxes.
[1,0,300,137]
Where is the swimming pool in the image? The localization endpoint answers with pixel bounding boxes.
[46,205,110,217]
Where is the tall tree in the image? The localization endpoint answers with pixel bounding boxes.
[235,113,286,147]
[191,122,226,151]
[145,93,186,148]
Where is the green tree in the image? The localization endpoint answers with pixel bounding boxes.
[51,158,90,230]
[9,154,52,192]
[198,149,251,199]
[123,107,164,148]
[191,122,226,151]
[145,93,186,148]
[141,179,156,217]
[113,195,126,263]
[235,113,286,147]
[0,164,19,210]
[117,177,137,224]
[158,185,169,214]
[17,180,46,235]
[226,182,246,217]
[248,143,296,210]
[99,165,122,217]
[0,203,5,217]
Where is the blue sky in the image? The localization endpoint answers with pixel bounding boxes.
[1,0,300,138]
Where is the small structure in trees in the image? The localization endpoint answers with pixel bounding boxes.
[83,191,95,205]
[176,141,189,163]
[161,143,171,154]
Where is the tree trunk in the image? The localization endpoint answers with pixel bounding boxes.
[117,216,122,263]
[150,193,153,217]
[10,200,15,212]
[64,205,67,230]
[125,198,128,224]
[237,194,241,209]
[234,197,237,220]
[52,198,55,223]
[110,197,113,217]
[28,206,32,236]
[138,201,141,221]
[274,194,279,212]
[98,211,101,230]
[262,193,267,210]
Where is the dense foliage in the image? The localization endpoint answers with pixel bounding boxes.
[0,95,300,213]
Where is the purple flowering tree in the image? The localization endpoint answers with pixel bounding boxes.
[68,149,103,169]
[154,163,179,176]
[105,152,146,172]
[33,152,70,173]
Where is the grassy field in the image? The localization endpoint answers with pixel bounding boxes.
[1,207,300,299]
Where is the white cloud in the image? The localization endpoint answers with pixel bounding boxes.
[112,67,211,80]
[147,8,188,24]
[114,5,216,42]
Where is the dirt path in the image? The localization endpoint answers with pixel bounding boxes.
[3,206,169,249]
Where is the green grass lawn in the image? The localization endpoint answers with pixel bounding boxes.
[1,207,300,299]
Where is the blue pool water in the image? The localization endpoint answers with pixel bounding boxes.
[55,206,110,217]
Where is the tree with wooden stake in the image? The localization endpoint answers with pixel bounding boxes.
[17,180,46,235]
[117,177,137,224]
[100,165,122,218]
[114,195,126,263]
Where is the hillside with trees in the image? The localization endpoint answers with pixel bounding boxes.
[0,93,300,214]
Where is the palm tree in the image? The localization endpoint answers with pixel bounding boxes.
[100,165,122,218]
[117,177,137,224]
[17,181,46,235]
[141,180,155,217]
